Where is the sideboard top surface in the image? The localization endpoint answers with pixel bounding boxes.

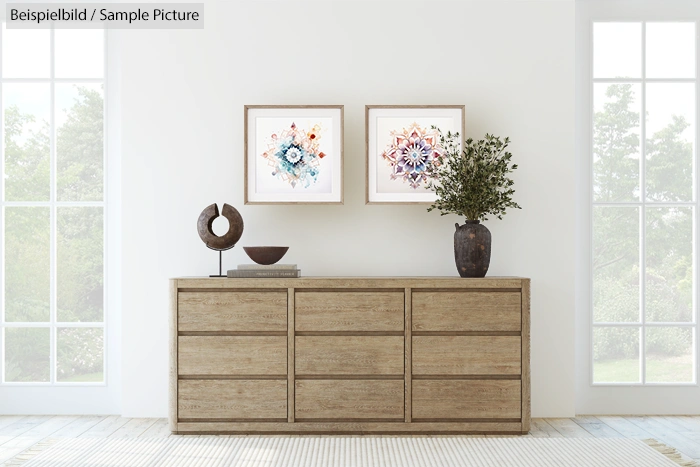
[172,277,529,289]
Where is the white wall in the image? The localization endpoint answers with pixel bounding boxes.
[120,0,575,417]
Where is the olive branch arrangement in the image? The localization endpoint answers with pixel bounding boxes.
[426,129,522,222]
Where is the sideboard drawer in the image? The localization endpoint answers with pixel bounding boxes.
[295,336,404,375]
[295,380,404,420]
[178,291,287,332]
[413,336,521,375]
[178,336,287,375]
[412,291,521,332]
[178,380,287,420]
[412,380,521,419]
[295,291,404,331]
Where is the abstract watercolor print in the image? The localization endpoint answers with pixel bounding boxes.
[366,105,464,204]
[245,105,344,204]
[380,123,443,189]
[261,122,325,189]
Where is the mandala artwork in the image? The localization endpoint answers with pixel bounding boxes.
[261,122,326,188]
[381,123,444,189]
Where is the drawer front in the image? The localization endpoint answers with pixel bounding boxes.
[295,291,404,331]
[178,380,287,419]
[413,336,521,375]
[295,380,404,419]
[295,336,404,375]
[178,336,287,375]
[412,291,521,332]
[412,380,521,419]
[178,291,287,332]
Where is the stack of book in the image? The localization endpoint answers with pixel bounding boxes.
[227,264,301,278]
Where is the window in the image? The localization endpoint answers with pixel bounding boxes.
[591,22,697,384]
[1,26,106,384]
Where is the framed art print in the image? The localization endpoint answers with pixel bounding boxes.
[245,105,344,204]
[366,105,465,204]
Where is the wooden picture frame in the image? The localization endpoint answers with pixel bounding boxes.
[365,105,465,204]
[245,105,344,204]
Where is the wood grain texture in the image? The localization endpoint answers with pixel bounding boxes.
[295,291,404,331]
[287,288,295,423]
[295,380,404,419]
[170,276,530,435]
[178,336,286,375]
[178,380,287,419]
[178,291,287,332]
[169,280,178,431]
[412,380,521,419]
[521,278,531,432]
[413,336,521,375]
[175,277,525,290]
[405,288,412,423]
[412,291,521,332]
[295,336,404,375]
[174,421,522,434]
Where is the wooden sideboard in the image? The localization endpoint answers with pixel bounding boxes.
[170,277,530,434]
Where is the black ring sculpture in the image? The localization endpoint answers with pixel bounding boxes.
[197,203,244,276]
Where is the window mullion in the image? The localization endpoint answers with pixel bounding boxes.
[0,20,5,385]
[640,21,647,385]
[49,27,56,385]
[695,19,700,385]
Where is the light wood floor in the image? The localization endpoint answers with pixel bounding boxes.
[1,416,700,464]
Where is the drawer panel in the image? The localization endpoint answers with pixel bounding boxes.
[295,336,404,375]
[178,380,287,419]
[413,336,521,375]
[295,380,404,419]
[412,291,521,332]
[178,336,286,375]
[295,291,404,331]
[412,380,521,419]
[178,291,287,332]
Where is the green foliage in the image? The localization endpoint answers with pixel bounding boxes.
[4,106,50,201]
[426,131,521,222]
[593,84,640,202]
[57,86,104,201]
[57,328,103,381]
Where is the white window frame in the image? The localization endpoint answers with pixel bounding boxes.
[590,20,698,387]
[0,23,121,414]
[577,0,700,415]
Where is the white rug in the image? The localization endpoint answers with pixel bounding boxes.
[4,437,698,467]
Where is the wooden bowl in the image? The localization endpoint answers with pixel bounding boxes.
[243,246,289,265]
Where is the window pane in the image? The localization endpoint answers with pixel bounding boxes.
[57,207,104,322]
[593,83,641,202]
[594,23,642,79]
[646,207,693,323]
[593,327,640,383]
[646,327,694,383]
[593,207,640,322]
[646,83,695,202]
[3,83,51,201]
[56,84,104,201]
[1,25,50,78]
[646,23,695,79]
[57,327,104,382]
[4,207,50,322]
[4,327,50,382]
[55,30,104,79]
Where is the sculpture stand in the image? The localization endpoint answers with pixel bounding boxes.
[210,250,224,277]
[208,245,234,278]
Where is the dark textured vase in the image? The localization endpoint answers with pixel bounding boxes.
[454,220,491,278]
